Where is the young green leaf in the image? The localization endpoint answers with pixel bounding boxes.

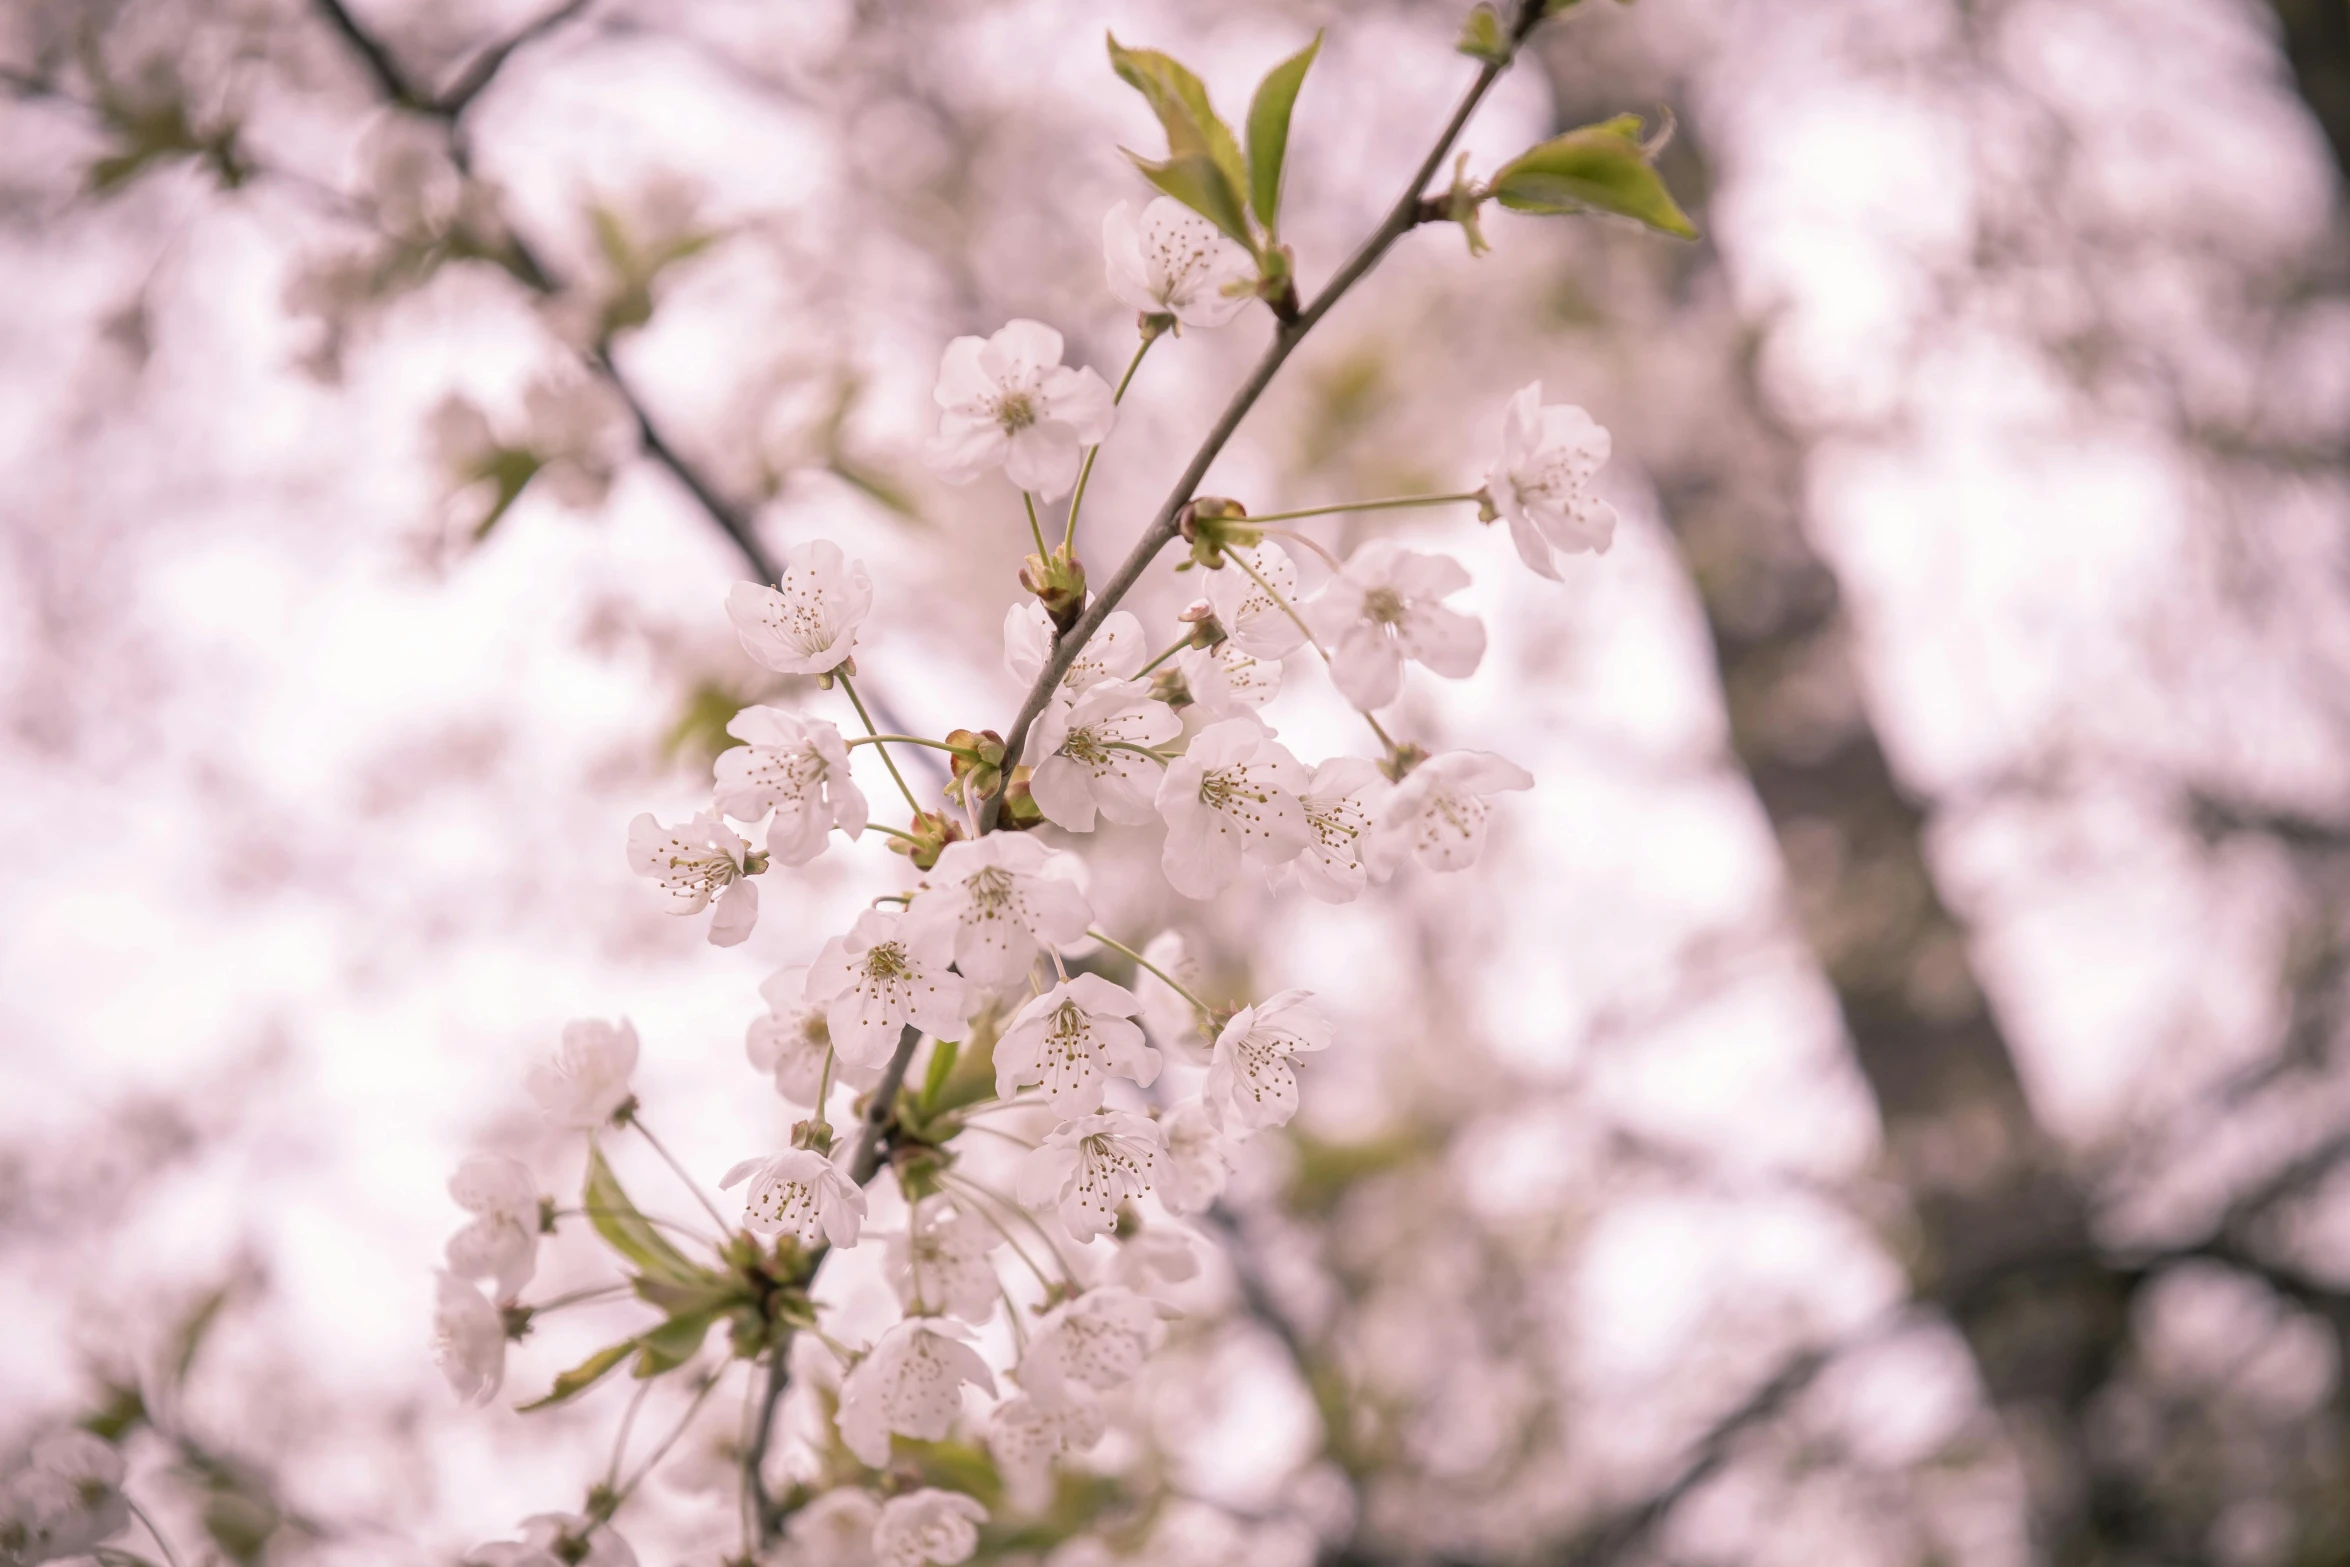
[632,1309,717,1376]
[1245,32,1321,237]
[582,1143,709,1287]
[1455,3,1511,63]
[1489,118,1697,239]
[1108,35,1256,252]
[519,1338,636,1410]
[1124,150,1255,251]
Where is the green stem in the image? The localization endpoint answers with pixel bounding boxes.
[1024,491,1050,558]
[1089,929,1214,1019]
[1256,525,1346,572]
[813,1047,836,1122]
[838,672,923,816]
[847,734,978,757]
[631,1118,732,1233]
[1062,334,1157,551]
[123,1496,185,1567]
[942,1172,1067,1291]
[867,824,923,846]
[605,1375,654,1489]
[613,1371,724,1506]
[1135,632,1193,678]
[1226,549,1400,754]
[1241,491,1482,525]
[529,1282,634,1314]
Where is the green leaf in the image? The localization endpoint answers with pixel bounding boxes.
[1455,3,1511,63]
[1123,150,1254,252]
[519,1339,636,1410]
[633,1310,717,1376]
[1489,118,1697,239]
[1107,35,1255,251]
[582,1143,708,1287]
[1245,32,1320,236]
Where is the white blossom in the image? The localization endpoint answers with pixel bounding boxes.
[885,1195,1001,1323]
[432,1271,505,1406]
[1019,1286,1171,1408]
[444,1155,540,1300]
[1364,750,1534,877]
[713,707,867,867]
[626,811,759,947]
[806,910,972,1070]
[990,1392,1108,1512]
[1204,991,1332,1136]
[1155,717,1310,900]
[1004,603,1146,694]
[905,834,1093,991]
[1204,542,1308,660]
[836,1319,998,1468]
[1107,1226,1202,1293]
[926,320,1115,500]
[0,1431,127,1566]
[1156,1100,1229,1216]
[467,1512,636,1567]
[1291,756,1388,904]
[1305,540,1486,711]
[526,1018,639,1128]
[1027,680,1181,833]
[995,974,1160,1114]
[747,966,882,1106]
[1018,1111,1164,1243]
[1135,931,1209,1061]
[1103,198,1255,329]
[874,1489,989,1567]
[721,1148,866,1248]
[1486,381,1617,577]
[785,1490,879,1567]
[726,540,873,676]
[1175,638,1281,720]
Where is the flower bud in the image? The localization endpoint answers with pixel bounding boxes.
[1148,667,1193,710]
[1179,497,1262,569]
[944,727,1006,806]
[1020,545,1088,633]
[887,810,965,870]
[1177,597,1227,648]
[998,767,1045,832]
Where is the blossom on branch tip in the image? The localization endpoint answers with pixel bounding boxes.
[1018,1110,1164,1242]
[836,1318,998,1468]
[444,1155,540,1300]
[926,320,1114,500]
[432,1271,506,1406]
[626,811,759,947]
[806,909,971,1070]
[721,1147,866,1248]
[1305,540,1485,711]
[467,1512,637,1567]
[1365,749,1533,877]
[1004,602,1146,694]
[1291,756,1388,904]
[1155,716,1311,899]
[747,965,880,1106]
[874,1489,988,1567]
[1486,381,1616,577]
[712,707,866,867]
[1204,542,1308,660]
[526,1018,639,1128]
[1204,990,1332,1136]
[726,540,872,676]
[905,834,1093,992]
[1103,197,1255,330]
[1027,679,1180,832]
[885,1195,1001,1323]
[995,973,1160,1114]
[990,1392,1108,1513]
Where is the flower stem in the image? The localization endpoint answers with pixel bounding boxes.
[1024,491,1050,558]
[847,734,978,757]
[605,1375,654,1489]
[614,1370,724,1506]
[631,1117,733,1233]
[1225,549,1400,754]
[530,1281,634,1313]
[837,672,923,816]
[1135,632,1192,678]
[1088,928,1214,1020]
[1063,334,1157,552]
[942,1171,1069,1291]
[1257,525,1346,572]
[124,1495,185,1567]
[1241,491,1482,525]
[867,823,923,846]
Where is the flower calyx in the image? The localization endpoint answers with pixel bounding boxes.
[887,809,965,870]
[1416,152,1491,257]
[943,727,1006,807]
[499,1302,536,1340]
[1379,740,1431,782]
[997,767,1046,832]
[1148,667,1192,710]
[789,1116,836,1155]
[1020,544,1088,633]
[1179,497,1262,569]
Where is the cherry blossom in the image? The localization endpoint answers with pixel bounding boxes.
[467,1512,637,1567]
[1175,638,1281,720]
[1156,1100,1230,1216]
[1019,1286,1171,1408]
[1485,380,1617,577]
[444,1155,540,1300]
[746,965,881,1106]
[925,320,1115,500]
[1107,1226,1202,1293]
[1135,930,1209,1060]
[1027,679,1180,832]
[995,973,1160,1114]
[0,1431,127,1566]
[806,910,971,1070]
[432,1271,506,1405]
[989,1393,1108,1512]
[1103,197,1256,330]
[726,540,872,676]
[721,1148,866,1248]
[1204,990,1332,1136]
[836,1319,998,1468]
[1155,716,1310,899]
[625,811,759,947]
[1365,750,1534,877]
[1291,755,1388,904]
[526,1018,639,1128]
[1305,540,1486,711]
[1004,602,1146,693]
[712,707,866,867]
[1204,542,1308,660]
[884,1195,1001,1323]
[785,1491,879,1567]
[1018,1111,1165,1242]
[874,1489,989,1567]
[905,834,1093,991]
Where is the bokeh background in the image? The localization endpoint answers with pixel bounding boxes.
[5,0,2349,1562]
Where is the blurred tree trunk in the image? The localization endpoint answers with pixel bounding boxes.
[2271,0,2350,177]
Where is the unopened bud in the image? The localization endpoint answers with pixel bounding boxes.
[1177,598,1227,648]
[1149,667,1192,710]
[887,809,965,870]
[1178,497,1262,569]
[998,767,1045,832]
[944,727,1006,806]
[1020,544,1088,633]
